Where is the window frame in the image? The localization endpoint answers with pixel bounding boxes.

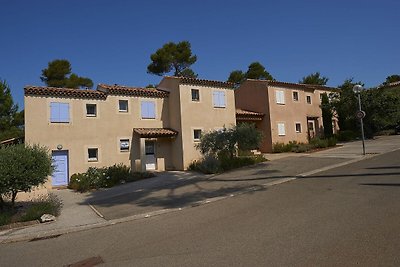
[87,148,98,162]
[306,95,312,104]
[191,88,200,102]
[295,123,302,133]
[276,90,285,105]
[292,91,299,102]
[86,103,97,117]
[118,100,129,113]
[193,129,202,142]
[120,139,130,152]
[277,122,286,136]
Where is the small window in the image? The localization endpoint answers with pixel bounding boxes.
[88,148,98,161]
[295,123,302,133]
[141,101,156,119]
[191,89,200,102]
[86,104,97,117]
[306,95,312,104]
[320,93,324,102]
[50,102,70,123]
[276,90,285,104]
[213,91,226,108]
[119,100,128,112]
[120,139,129,151]
[193,129,202,142]
[277,123,286,136]
[293,91,299,101]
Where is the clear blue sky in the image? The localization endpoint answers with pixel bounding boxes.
[1,0,399,110]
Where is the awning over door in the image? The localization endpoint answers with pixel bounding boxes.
[236,108,265,121]
[133,128,178,138]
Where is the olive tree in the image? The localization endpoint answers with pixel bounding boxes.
[0,144,53,208]
[196,123,263,159]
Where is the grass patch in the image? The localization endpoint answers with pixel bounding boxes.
[273,138,337,153]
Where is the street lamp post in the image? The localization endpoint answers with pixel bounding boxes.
[353,84,366,155]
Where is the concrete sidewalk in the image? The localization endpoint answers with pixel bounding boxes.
[1,135,399,243]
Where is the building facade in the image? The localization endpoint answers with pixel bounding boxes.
[235,79,338,153]
[25,77,235,188]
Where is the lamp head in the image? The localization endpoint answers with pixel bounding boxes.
[353,84,363,94]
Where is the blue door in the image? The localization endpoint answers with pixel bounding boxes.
[52,151,69,186]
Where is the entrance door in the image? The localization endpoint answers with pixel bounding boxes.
[145,141,156,170]
[307,120,316,139]
[52,151,69,186]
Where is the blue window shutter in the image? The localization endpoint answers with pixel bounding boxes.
[50,102,59,122]
[141,101,147,118]
[213,91,219,107]
[148,102,155,118]
[59,103,70,122]
[219,91,226,107]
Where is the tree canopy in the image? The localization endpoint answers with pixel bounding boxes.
[0,79,24,142]
[0,144,53,207]
[300,72,329,85]
[40,59,93,88]
[227,62,274,84]
[147,41,197,77]
[383,74,400,85]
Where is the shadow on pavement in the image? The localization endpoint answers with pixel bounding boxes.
[359,183,400,187]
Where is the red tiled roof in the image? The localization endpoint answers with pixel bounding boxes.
[379,81,400,89]
[236,108,264,116]
[167,76,235,89]
[24,86,107,100]
[133,128,178,138]
[236,108,264,121]
[97,84,169,98]
[245,79,337,91]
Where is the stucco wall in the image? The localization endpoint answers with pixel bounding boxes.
[25,93,172,184]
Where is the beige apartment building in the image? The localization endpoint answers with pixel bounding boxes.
[235,79,338,153]
[25,77,235,188]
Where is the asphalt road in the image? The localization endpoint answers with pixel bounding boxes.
[1,149,400,266]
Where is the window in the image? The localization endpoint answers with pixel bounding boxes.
[86,104,97,117]
[120,139,129,151]
[193,129,202,141]
[88,148,98,161]
[320,93,324,102]
[295,123,302,133]
[277,123,286,136]
[276,90,285,104]
[50,102,70,123]
[213,91,226,108]
[293,91,299,101]
[141,101,156,119]
[191,89,200,102]
[119,100,128,112]
[306,95,312,104]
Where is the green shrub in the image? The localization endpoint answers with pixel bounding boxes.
[273,142,295,153]
[127,171,156,182]
[189,156,221,174]
[0,211,12,226]
[291,143,311,153]
[20,193,63,222]
[106,163,131,186]
[68,173,91,192]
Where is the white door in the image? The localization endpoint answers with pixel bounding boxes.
[308,120,316,139]
[145,141,156,170]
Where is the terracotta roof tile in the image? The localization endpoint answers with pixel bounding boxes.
[169,76,234,89]
[97,84,169,98]
[24,86,107,99]
[245,79,337,91]
[236,108,264,116]
[236,108,264,121]
[133,128,178,138]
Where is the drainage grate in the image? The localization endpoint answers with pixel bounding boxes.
[29,234,62,242]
